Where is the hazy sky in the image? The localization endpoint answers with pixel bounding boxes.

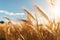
[0,0,49,21]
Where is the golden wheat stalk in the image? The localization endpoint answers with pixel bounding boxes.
[34,4,49,21]
[23,8,39,27]
[23,8,36,21]
[34,3,53,26]
[3,16,11,23]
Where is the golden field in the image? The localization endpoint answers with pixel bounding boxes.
[0,2,60,40]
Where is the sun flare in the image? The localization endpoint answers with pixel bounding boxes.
[51,0,60,19]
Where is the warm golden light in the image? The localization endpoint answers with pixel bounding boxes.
[52,0,60,18]
[48,0,60,21]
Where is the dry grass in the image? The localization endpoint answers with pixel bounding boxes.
[0,3,60,40]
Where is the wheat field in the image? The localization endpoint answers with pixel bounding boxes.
[0,2,60,40]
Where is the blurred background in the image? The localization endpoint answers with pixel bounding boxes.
[0,0,50,22]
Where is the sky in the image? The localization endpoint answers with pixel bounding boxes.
[0,0,49,21]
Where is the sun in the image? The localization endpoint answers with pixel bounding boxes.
[52,0,60,18]
[48,0,60,21]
